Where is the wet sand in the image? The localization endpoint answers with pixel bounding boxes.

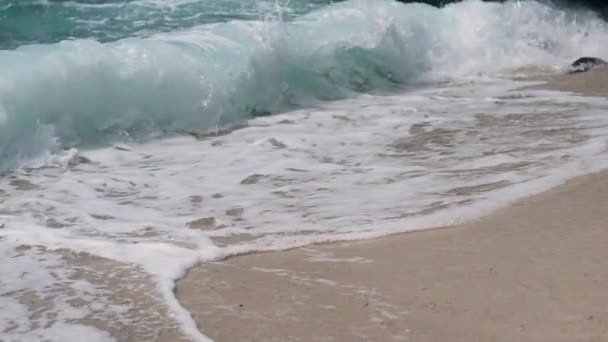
[176,67,608,341]
[539,65,608,96]
[1,246,190,342]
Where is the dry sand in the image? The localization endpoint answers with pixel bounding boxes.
[176,67,608,341]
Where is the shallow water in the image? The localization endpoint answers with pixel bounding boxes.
[3,75,608,340]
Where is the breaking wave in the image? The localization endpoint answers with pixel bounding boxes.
[1,0,608,171]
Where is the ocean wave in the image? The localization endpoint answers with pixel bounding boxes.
[1,0,607,171]
[0,0,328,48]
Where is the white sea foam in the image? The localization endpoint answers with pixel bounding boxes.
[3,76,608,340]
[2,0,608,171]
[0,243,120,342]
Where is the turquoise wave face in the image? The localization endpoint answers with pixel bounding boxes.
[0,0,331,49]
[0,0,607,172]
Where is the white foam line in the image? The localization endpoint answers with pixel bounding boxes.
[0,229,215,342]
[3,147,608,342]
[3,77,608,341]
[156,277,212,342]
[217,152,608,260]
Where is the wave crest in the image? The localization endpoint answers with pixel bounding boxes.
[1,0,607,171]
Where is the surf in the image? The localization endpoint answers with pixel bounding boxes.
[1,0,607,172]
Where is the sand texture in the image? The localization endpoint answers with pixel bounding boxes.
[177,172,608,342]
[176,67,608,342]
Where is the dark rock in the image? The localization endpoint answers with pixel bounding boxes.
[568,57,607,73]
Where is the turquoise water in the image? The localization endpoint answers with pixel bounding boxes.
[0,0,607,171]
[0,0,329,48]
[2,2,608,341]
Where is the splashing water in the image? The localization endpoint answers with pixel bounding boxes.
[0,0,607,171]
[2,1,608,341]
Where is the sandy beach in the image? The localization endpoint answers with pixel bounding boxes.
[176,67,608,341]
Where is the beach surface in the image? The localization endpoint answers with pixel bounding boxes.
[176,67,608,342]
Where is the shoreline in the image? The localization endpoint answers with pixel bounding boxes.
[177,170,608,342]
[175,67,608,341]
[534,65,608,96]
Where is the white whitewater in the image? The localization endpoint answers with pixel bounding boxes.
[2,0,608,341]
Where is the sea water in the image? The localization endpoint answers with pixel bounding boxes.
[1,0,608,341]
